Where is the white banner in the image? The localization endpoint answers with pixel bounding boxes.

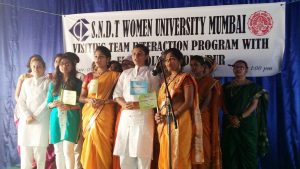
[63,2,285,77]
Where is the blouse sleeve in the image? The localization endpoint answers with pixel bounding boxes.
[182,75,194,87]
[82,72,93,90]
[113,71,125,99]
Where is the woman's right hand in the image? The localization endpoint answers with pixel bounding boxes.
[88,98,97,107]
[49,100,62,109]
[155,112,166,124]
[229,115,240,128]
[124,102,140,110]
[26,115,35,124]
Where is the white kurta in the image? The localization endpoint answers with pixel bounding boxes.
[113,66,159,158]
[18,75,51,147]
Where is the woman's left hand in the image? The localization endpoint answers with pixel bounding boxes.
[230,116,240,128]
[155,112,166,124]
[58,104,71,111]
[92,99,105,108]
[125,102,140,110]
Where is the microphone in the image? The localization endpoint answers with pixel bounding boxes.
[152,58,163,76]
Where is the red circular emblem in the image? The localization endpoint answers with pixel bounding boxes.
[248,11,273,36]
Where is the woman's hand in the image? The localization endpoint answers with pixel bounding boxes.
[48,100,62,109]
[155,112,166,124]
[26,115,35,124]
[229,115,240,128]
[91,99,105,108]
[58,104,71,111]
[124,102,140,110]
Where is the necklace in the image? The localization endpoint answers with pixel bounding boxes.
[94,69,108,78]
[162,73,179,95]
[167,73,179,86]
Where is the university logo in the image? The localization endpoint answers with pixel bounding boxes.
[69,19,89,41]
[248,11,273,36]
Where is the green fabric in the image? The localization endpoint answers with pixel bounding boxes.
[256,90,269,157]
[222,82,268,169]
[47,81,82,144]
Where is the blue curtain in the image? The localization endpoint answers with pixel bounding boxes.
[0,0,299,169]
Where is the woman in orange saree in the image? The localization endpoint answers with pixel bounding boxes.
[190,56,222,169]
[155,48,204,169]
[79,46,119,169]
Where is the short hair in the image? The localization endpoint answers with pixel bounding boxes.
[133,44,150,66]
[233,60,248,69]
[95,46,111,59]
[26,54,43,72]
[30,56,46,69]
[190,55,205,65]
[133,44,149,56]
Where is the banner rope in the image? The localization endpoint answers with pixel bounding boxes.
[1,1,299,17]
[0,2,63,16]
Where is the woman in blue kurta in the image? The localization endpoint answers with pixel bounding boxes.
[47,54,82,169]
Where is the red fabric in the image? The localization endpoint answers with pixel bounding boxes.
[183,76,194,86]
[82,72,94,90]
[112,107,121,169]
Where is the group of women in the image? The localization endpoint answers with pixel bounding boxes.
[15,44,268,169]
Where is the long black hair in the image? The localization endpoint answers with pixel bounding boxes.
[52,54,80,95]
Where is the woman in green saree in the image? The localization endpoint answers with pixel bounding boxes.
[222,60,269,169]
